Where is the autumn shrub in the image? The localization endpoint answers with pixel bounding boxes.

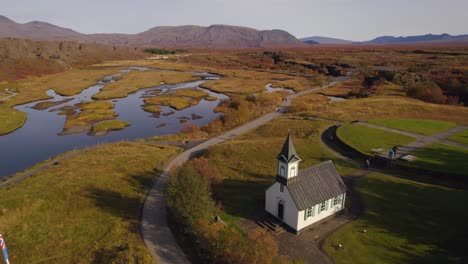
[166,160,289,263]
[406,80,447,104]
[166,165,216,233]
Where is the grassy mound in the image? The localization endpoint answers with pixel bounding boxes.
[447,130,468,145]
[336,123,415,155]
[368,118,457,135]
[0,142,181,263]
[405,143,468,176]
[325,172,468,263]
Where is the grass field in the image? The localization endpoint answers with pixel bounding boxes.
[64,101,117,129]
[304,96,468,125]
[12,69,119,105]
[447,130,468,145]
[325,172,468,263]
[367,118,457,135]
[0,69,118,135]
[0,142,181,263]
[91,120,131,134]
[93,70,200,100]
[404,143,468,176]
[203,118,357,223]
[143,88,211,111]
[337,123,415,155]
[0,107,27,135]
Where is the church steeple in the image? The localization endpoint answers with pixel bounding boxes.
[276,131,301,163]
[276,131,301,184]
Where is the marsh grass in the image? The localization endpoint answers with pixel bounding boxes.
[93,71,200,100]
[305,96,468,125]
[92,120,131,133]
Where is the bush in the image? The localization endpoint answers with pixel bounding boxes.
[166,165,215,233]
[406,80,447,104]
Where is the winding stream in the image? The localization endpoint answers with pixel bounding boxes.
[0,69,227,179]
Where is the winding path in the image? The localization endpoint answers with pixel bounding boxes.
[140,78,347,264]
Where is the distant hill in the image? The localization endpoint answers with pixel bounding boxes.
[303,39,319,45]
[0,15,305,48]
[300,36,354,44]
[301,34,468,45]
[363,33,468,44]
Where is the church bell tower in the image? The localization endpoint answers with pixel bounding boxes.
[276,131,301,185]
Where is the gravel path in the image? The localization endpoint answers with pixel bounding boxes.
[0,90,17,101]
[140,78,347,264]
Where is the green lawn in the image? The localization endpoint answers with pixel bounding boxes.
[337,123,415,155]
[447,129,468,145]
[325,172,468,263]
[367,118,457,135]
[0,142,181,263]
[405,143,468,176]
[204,118,357,223]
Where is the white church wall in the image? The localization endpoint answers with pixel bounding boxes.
[297,193,346,231]
[265,182,299,230]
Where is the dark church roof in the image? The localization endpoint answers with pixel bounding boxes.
[287,160,347,210]
[276,132,301,163]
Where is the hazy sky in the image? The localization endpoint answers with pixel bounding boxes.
[2,0,467,41]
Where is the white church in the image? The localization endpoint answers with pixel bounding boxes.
[265,132,347,233]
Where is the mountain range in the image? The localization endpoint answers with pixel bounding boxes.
[1,15,467,47]
[301,34,468,45]
[0,15,304,48]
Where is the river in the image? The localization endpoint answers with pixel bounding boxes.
[0,68,227,179]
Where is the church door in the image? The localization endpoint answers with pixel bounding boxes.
[278,200,284,219]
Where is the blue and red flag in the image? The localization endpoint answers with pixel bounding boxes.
[0,234,9,264]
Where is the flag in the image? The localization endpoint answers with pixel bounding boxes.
[0,234,9,264]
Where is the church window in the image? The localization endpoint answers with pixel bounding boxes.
[290,166,296,177]
[279,165,285,177]
[333,196,339,206]
[320,201,326,211]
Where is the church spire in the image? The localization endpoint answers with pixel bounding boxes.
[276,131,301,163]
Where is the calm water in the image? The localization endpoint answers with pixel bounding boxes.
[0,69,227,179]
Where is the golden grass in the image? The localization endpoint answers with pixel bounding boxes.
[0,69,118,135]
[144,96,198,111]
[143,88,212,111]
[92,70,200,100]
[143,105,163,114]
[0,106,27,135]
[319,79,362,97]
[304,96,468,125]
[10,69,119,105]
[91,120,131,133]
[0,142,181,263]
[64,101,116,129]
[201,69,321,94]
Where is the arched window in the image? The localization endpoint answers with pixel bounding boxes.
[290,166,296,177]
[279,165,285,177]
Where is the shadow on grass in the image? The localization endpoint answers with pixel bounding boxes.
[85,168,163,231]
[216,177,270,220]
[353,175,468,263]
